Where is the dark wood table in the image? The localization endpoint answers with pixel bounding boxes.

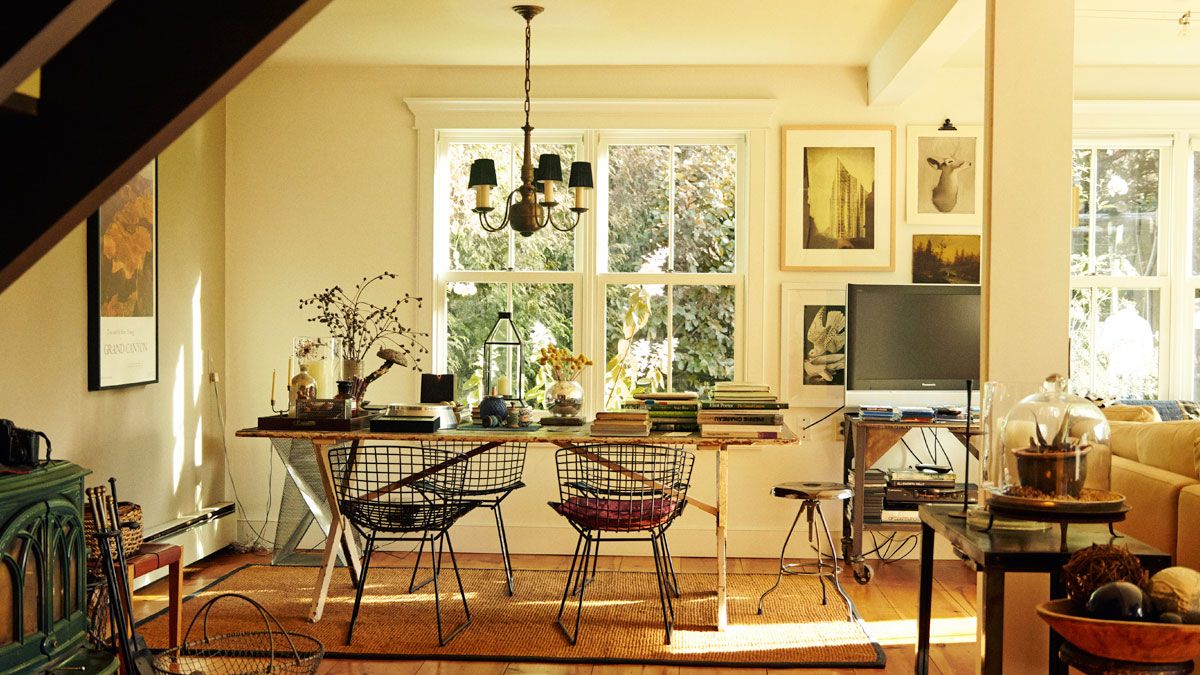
[916,504,1172,675]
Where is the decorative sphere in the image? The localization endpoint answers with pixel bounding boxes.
[479,395,508,422]
[1147,567,1200,615]
[1086,581,1146,620]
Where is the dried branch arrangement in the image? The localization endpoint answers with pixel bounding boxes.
[299,272,428,371]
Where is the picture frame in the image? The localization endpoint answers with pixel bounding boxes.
[780,283,847,407]
[88,160,159,390]
[912,233,981,285]
[905,124,983,226]
[780,125,895,271]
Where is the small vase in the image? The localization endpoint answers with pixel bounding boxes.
[545,379,584,417]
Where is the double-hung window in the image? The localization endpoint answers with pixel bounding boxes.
[434,130,746,411]
[1069,139,1170,398]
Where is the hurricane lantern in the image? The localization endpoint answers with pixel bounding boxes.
[483,311,526,402]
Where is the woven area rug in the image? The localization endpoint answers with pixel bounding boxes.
[137,564,884,668]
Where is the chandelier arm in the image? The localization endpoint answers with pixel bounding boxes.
[478,188,521,232]
[547,207,582,233]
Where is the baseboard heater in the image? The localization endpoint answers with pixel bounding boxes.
[144,502,237,543]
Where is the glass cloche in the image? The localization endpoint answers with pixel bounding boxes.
[997,374,1111,502]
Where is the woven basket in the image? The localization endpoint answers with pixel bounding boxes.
[84,501,143,565]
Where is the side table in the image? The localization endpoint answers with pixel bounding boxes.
[915,504,1172,675]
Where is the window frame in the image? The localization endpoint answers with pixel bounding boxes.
[432,128,749,411]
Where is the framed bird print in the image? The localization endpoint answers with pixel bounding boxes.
[780,283,846,407]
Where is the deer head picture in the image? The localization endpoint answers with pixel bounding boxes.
[907,127,983,226]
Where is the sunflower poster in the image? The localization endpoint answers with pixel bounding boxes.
[88,160,158,389]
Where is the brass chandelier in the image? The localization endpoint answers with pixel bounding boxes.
[467,5,593,237]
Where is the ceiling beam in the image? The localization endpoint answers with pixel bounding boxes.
[867,0,984,106]
[0,0,115,101]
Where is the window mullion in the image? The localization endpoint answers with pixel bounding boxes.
[667,145,676,273]
[665,285,674,392]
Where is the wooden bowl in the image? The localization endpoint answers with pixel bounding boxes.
[1036,599,1200,663]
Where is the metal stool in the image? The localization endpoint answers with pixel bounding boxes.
[757,481,856,621]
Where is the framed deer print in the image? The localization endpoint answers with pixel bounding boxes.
[906,125,983,226]
[781,126,895,271]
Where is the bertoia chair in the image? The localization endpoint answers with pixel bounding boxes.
[328,444,475,646]
[548,443,694,645]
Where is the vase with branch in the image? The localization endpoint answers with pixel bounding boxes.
[299,272,428,404]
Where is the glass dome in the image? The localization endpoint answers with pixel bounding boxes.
[998,374,1110,501]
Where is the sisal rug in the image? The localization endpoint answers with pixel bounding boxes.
[137,564,884,668]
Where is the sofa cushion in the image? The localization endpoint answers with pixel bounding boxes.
[1107,421,1143,461]
[1179,485,1200,570]
[1117,399,1197,422]
[1136,422,1200,480]
[1112,456,1198,557]
[1102,404,1162,423]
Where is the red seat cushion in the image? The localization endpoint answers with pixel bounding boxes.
[127,542,182,578]
[553,496,677,531]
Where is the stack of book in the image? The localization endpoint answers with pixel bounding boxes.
[859,405,896,421]
[881,467,960,523]
[699,384,786,439]
[849,468,887,523]
[622,393,700,433]
[591,410,651,437]
[710,382,778,404]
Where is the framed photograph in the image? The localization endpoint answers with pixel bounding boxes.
[780,126,895,271]
[780,283,847,407]
[906,125,983,225]
[912,234,981,284]
[88,160,158,390]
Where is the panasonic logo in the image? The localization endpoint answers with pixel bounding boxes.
[921,383,936,387]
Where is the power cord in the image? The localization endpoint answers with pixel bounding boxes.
[803,405,845,430]
[208,356,275,552]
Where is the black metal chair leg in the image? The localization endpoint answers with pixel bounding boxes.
[556,531,587,645]
[650,534,673,644]
[815,501,857,621]
[571,533,595,596]
[409,536,434,592]
[661,529,681,598]
[346,533,377,645]
[757,500,806,615]
[654,532,676,623]
[494,503,515,596]
[437,531,471,645]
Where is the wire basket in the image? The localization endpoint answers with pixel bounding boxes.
[151,593,323,675]
[84,500,143,567]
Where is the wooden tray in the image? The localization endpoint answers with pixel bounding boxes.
[257,414,373,431]
[1037,598,1200,663]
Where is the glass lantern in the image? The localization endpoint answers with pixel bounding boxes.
[291,336,339,400]
[483,311,525,402]
[998,374,1110,500]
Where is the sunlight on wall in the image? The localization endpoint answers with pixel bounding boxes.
[172,346,185,494]
[192,277,203,404]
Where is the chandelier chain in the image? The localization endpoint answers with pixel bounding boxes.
[523,16,532,130]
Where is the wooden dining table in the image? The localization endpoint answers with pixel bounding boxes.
[235,423,798,630]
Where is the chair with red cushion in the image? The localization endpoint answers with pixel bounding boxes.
[548,443,694,645]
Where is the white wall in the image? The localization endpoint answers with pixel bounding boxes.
[0,103,228,539]
[224,64,984,557]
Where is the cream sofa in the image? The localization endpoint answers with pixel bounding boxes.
[1103,413,1200,569]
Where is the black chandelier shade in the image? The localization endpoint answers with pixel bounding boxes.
[568,161,594,189]
[468,158,497,189]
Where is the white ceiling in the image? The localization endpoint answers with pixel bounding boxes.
[269,0,916,67]
[271,0,1200,68]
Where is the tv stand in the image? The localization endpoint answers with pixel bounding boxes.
[840,413,980,583]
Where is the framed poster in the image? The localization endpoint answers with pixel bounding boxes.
[780,126,895,271]
[912,233,981,284]
[905,124,983,225]
[780,283,846,407]
[88,160,158,390]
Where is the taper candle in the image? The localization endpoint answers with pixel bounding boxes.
[271,369,277,403]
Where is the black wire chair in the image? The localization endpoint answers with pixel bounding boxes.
[548,443,695,645]
[416,440,528,595]
[328,444,475,646]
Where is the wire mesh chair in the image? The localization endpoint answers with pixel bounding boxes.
[328,444,476,646]
[548,443,695,645]
[416,440,528,595]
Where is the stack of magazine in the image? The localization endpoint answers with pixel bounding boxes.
[700,383,787,438]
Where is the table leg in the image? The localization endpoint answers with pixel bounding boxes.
[915,520,934,675]
[308,439,360,622]
[1048,570,1067,675]
[716,443,729,631]
[168,556,183,648]
[980,567,1005,675]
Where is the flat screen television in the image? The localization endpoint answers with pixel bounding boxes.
[846,284,980,404]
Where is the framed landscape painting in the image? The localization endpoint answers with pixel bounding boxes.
[781,126,895,271]
[88,160,158,390]
[906,125,983,225]
[912,234,981,284]
[780,283,847,407]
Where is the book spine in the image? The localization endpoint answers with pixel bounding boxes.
[624,403,701,412]
[650,422,700,432]
[701,402,790,410]
[696,414,783,424]
[701,430,781,439]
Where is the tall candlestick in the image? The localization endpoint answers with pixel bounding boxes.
[271,369,277,404]
[288,357,293,382]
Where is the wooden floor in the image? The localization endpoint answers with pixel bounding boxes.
[130,548,980,674]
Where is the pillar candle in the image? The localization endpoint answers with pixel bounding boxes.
[475,185,491,210]
[542,180,554,204]
[496,375,511,397]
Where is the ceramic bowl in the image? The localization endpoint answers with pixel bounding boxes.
[1036,598,1200,663]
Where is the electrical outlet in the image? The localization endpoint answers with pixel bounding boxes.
[209,371,220,383]
[799,417,810,443]
[834,418,846,442]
